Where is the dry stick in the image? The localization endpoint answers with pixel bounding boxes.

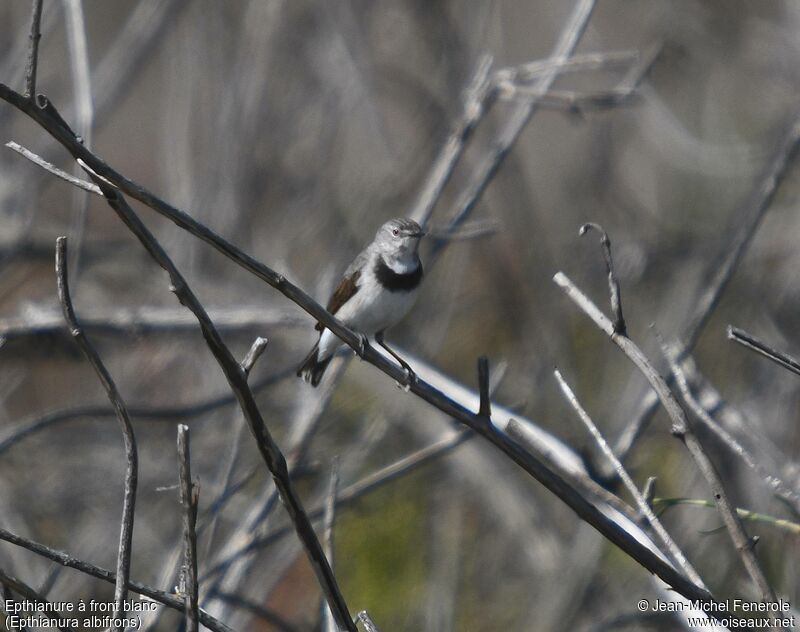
[144,344,269,632]
[477,356,491,418]
[553,269,776,602]
[55,237,138,628]
[6,141,100,193]
[426,0,598,261]
[410,47,644,226]
[321,461,340,632]
[504,49,640,84]
[409,53,495,226]
[553,369,704,587]
[579,223,626,334]
[240,336,268,378]
[614,110,800,461]
[203,360,348,621]
[355,611,381,632]
[177,426,199,632]
[664,346,800,514]
[80,178,356,632]
[0,528,234,632]
[0,567,74,632]
[727,326,800,378]
[23,0,43,99]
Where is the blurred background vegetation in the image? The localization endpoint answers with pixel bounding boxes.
[1,1,799,630]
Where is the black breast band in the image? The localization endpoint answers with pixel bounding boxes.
[374,257,423,292]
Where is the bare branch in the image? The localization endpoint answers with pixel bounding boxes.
[579,223,626,334]
[177,425,199,632]
[614,109,800,460]
[409,53,495,226]
[6,141,101,194]
[24,0,44,99]
[78,174,356,632]
[554,268,776,602]
[240,336,269,377]
[355,610,381,632]
[55,236,138,628]
[427,0,599,262]
[554,369,704,587]
[0,527,233,632]
[665,344,800,514]
[321,460,340,632]
[727,326,800,377]
[477,356,491,419]
[0,567,74,632]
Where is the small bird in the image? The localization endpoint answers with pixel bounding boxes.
[297,218,425,387]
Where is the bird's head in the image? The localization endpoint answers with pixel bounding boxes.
[374,218,425,262]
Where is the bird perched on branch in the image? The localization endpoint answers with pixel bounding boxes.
[297,218,425,387]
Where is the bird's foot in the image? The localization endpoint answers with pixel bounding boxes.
[355,333,370,358]
[395,360,416,392]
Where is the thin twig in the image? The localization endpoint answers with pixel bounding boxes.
[240,336,269,377]
[653,499,800,536]
[477,356,491,419]
[502,49,640,84]
[24,0,44,99]
[355,610,381,632]
[6,141,101,193]
[78,174,356,632]
[554,269,776,602]
[0,528,234,632]
[579,223,626,334]
[409,53,495,226]
[554,369,704,586]
[664,344,800,514]
[0,567,74,632]
[727,326,800,377]
[613,109,800,461]
[427,0,598,262]
[177,425,199,632]
[55,237,138,628]
[321,460,340,632]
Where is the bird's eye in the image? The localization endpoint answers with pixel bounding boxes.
[392,228,399,237]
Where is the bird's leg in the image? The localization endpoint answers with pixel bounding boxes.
[375,331,415,389]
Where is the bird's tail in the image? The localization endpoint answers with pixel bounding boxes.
[296,342,332,387]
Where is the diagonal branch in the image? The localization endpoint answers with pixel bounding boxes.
[554,265,776,602]
[80,173,356,632]
[727,326,800,377]
[613,109,800,461]
[554,369,703,586]
[0,567,74,632]
[0,527,234,632]
[55,236,138,629]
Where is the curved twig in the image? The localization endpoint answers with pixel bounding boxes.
[55,237,138,628]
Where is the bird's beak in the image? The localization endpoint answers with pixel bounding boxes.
[412,228,426,237]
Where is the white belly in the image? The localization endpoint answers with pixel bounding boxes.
[317,283,419,359]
